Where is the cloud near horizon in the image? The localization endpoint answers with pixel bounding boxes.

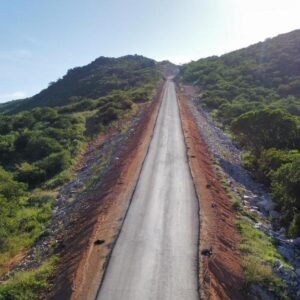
[0,91,27,103]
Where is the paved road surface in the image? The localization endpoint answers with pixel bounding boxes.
[97,80,199,300]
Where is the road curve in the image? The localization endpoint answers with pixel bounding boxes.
[96,80,199,300]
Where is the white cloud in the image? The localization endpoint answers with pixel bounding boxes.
[0,91,27,103]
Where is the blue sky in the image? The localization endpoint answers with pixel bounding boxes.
[1,0,300,103]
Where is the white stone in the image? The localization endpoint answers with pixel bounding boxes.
[257,199,275,212]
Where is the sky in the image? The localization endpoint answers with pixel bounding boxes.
[1,0,300,103]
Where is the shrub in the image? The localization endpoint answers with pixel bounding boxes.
[25,136,62,161]
[0,256,57,300]
[37,151,71,178]
[32,107,58,122]
[231,109,299,154]
[16,163,46,187]
[271,154,300,235]
[288,213,300,237]
[0,134,16,162]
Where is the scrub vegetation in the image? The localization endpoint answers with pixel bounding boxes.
[0,55,161,299]
[180,29,300,237]
[0,256,58,300]
[214,162,290,299]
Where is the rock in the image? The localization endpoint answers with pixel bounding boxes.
[293,237,300,248]
[254,222,262,229]
[274,260,284,272]
[278,246,295,262]
[94,239,105,245]
[270,210,280,219]
[257,199,275,212]
[42,195,53,202]
[201,247,213,257]
[279,227,286,235]
[250,284,275,300]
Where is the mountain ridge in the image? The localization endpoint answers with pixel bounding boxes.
[0,55,162,114]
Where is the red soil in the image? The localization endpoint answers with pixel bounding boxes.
[177,87,245,300]
[48,83,165,300]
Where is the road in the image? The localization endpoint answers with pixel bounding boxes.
[96,80,199,300]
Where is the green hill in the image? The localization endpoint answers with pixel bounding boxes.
[0,54,162,288]
[180,29,300,237]
[0,55,160,114]
[180,29,300,117]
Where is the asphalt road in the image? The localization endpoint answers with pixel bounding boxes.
[97,80,199,300]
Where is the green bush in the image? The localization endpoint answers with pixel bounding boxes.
[16,163,46,187]
[231,108,299,154]
[0,167,26,201]
[271,154,300,235]
[32,107,58,122]
[288,213,300,237]
[25,136,63,161]
[0,134,16,162]
[0,256,57,300]
[244,148,296,184]
[37,151,71,178]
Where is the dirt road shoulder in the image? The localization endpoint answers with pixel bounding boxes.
[177,87,245,300]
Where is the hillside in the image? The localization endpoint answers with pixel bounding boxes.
[180,29,300,237]
[0,55,160,114]
[0,54,163,298]
[181,29,300,116]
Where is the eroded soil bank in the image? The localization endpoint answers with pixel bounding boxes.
[48,82,165,300]
[177,87,245,300]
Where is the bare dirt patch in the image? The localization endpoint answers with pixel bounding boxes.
[177,87,245,300]
[48,83,165,300]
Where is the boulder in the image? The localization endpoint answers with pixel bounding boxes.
[257,199,275,212]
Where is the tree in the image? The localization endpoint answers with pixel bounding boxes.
[16,163,46,187]
[271,154,300,236]
[37,151,71,178]
[231,109,299,154]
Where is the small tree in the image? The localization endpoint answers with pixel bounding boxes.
[231,108,299,154]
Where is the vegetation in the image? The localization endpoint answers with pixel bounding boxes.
[0,55,160,114]
[214,162,290,298]
[180,29,300,237]
[0,55,162,298]
[0,256,57,300]
[238,219,289,299]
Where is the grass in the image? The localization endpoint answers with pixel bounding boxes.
[83,103,140,192]
[0,200,53,276]
[237,218,290,299]
[85,148,114,191]
[0,256,58,300]
[213,158,290,299]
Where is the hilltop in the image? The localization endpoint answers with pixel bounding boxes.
[0,55,161,114]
